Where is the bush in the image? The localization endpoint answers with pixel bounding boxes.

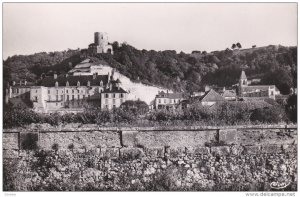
[250,106,287,123]
[120,100,149,116]
[3,104,42,128]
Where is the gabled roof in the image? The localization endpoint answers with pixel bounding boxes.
[222,89,236,97]
[240,70,247,80]
[241,85,275,92]
[156,91,184,99]
[200,89,225,102]
[102,86,127,93]
[40,75,109,87]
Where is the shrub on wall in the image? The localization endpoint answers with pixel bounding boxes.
[250,106,287,123]
[3,104,42,128]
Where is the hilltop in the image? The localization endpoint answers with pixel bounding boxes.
[3,43,297,95]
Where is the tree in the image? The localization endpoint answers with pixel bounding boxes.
[236,42,242,49]
[120,100,149,116]
[231,44,236,50]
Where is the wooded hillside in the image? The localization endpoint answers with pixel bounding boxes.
[3,43,297,95]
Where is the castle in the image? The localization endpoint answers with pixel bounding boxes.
[88,32,113,54]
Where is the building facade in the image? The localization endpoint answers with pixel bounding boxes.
[154,91,184,110]
[238,71,279,100]
[25,72,128,113]
[5,80,31,104]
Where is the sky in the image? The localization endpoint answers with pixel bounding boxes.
[3,3,297,59]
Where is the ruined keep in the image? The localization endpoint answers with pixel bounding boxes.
[88,32,113,54]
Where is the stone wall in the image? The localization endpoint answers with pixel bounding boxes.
[3,124,298,191]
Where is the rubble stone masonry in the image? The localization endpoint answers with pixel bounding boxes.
[2,124,297,191]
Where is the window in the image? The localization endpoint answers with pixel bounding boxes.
[113,94,116,98]
[164,99,167,104]
[56,90,58,94]
[67,95,69,101]
[17,88,19,94]
[56,95,58,101]
[61,95,63,101]
[113,99,116,104]
[78,95,80,100]
[105,99,108,104]
[34,96,38,101]
[72,95,74,100]
[62,90,64,93]
[48,90,50,94]
[83,95,85,100]
[120,93,124,98]
[36,90,38,93]
[105,105,109,109]
[120,99,123,103]
[158,99,161,104]
[56,103,58,106]
[113,105,116,109]
[105,94,109,98]
[271,91,274,96]
[72,90,74,93]
[66,90,68,93]
[48,95,51,101]
[78,90,80,93]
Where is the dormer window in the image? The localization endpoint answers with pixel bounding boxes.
[66,81,69,87]
[77,81,80,87]
[100,80,103,87]
[55,81,59,87]
[87,81,91,87]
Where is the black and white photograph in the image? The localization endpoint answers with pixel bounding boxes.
[1,2,298,194]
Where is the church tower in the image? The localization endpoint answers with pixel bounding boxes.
[239,70,248,87]
[239,70,248,96]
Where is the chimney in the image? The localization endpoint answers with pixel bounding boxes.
[65,73,68,78]
[109,83,112,91]
[93,73,97,79]
[12,81,16,86]
[24,80,27,86]
[54,73,57,79]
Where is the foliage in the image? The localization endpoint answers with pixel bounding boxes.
[3,44,297,95]
[250,106,287,123]
[120,100,149,116]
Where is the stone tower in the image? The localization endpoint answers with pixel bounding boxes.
[88,32,113,54]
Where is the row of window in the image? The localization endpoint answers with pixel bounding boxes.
[104,93,124,98]
[55,81,104,87]
[12,88,30,94]
[157,98,179,104]
[47,94,92,101]
[104,98,124,104]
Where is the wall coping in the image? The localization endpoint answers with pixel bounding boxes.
[3,123,297,133]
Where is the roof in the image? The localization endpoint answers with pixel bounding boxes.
[40,75,109,87]
[240,70,247,80]
[222,89,236,97]
[156,91,184,99]
[200,89,225,102]
[102,86,127,93]
[241,85,275,92]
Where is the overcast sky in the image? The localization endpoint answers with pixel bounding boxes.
[3,3,297,59]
